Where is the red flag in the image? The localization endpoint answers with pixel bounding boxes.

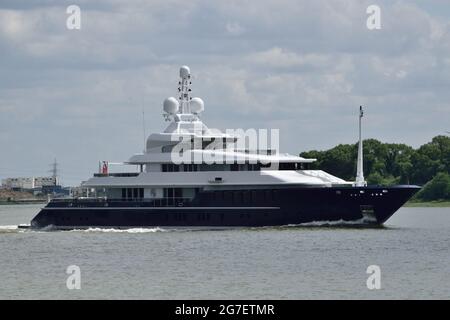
[102,161,108,174]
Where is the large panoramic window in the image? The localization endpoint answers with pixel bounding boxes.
[121,188,144,200]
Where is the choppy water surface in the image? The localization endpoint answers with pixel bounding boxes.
[0,204,449,299]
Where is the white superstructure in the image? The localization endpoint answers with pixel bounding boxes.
[82,66,352,199]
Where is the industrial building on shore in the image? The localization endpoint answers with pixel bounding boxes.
[1,176,57,190]
[1,160,69,195]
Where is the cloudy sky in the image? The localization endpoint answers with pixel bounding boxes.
[1,0,449,185]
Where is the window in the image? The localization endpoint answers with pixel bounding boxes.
[251,191,257,203]
[224,191,232,203]
[174,213,184,221]
[202,140,211,149]
[248,164,261,171]
[162,164,180,172]
[122,188,143,200]
[279,163,296,170]
[164,188,182,199]
[272,190,278,201]
[197,213,209,221]
[183,164,198,172]
[229,163,264,171]
[243,191,251,204]
[162,145,174,153]
[234,191,243,204]
[199,164,230,171]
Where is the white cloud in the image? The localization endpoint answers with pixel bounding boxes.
[225,21,244,36]
[247,47,330,68]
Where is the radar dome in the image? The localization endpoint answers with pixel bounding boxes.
[190,97,204,114]
[179,65,190,79]
[163,97,179,114]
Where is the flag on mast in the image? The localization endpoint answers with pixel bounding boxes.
[360,105,364,118]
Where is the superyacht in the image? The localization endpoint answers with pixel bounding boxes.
[30,66,420,229]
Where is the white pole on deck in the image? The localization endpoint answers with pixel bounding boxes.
[355,106,367,187]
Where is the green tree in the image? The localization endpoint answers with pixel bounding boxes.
[416,172,450,201]
[301,144,357,180]
[363,139,387,177]
[384,143,415,183]
[299,135,449,187]
[410,138,446,184]
[366,172,384,185]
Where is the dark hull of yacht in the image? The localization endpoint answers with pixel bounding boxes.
[30,185,420,229]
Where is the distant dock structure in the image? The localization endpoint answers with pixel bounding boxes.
[1,159,68,195]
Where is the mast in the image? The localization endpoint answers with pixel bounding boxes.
[355,106,366,187]
[178,66,192,114]
[142,106,146,152]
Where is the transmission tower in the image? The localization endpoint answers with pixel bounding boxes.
[48,158,59,186]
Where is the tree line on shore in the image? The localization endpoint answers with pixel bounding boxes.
[300,135,450,201]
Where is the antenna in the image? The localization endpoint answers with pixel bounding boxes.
[355,106,367,187]
[142,105,146,153]
[162,66,203,122]
[178,65,192,114]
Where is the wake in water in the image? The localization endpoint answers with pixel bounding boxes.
[0,225,170,233]
[0,225,19,233]
[0,224,57,233]
[284,217,383,229]
[71,227,168,233]
[0,216,383,233]
[72,226,244,233]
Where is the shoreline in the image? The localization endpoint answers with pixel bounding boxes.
[0,190,47,205]
[0,200,46,205]
[404,200,450,208]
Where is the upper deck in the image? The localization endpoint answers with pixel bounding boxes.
[81,66,348,190]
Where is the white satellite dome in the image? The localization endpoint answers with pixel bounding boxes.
[163,97,179,114]
[190,97,204,114]
[179,65,190,79]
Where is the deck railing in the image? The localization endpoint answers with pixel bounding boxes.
[93,173,140,177]
[49,197,193,208]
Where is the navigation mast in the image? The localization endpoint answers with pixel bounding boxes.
[178,65,192,114]
[355,106,367,187]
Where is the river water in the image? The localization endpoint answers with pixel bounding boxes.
[0,204,449,299]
